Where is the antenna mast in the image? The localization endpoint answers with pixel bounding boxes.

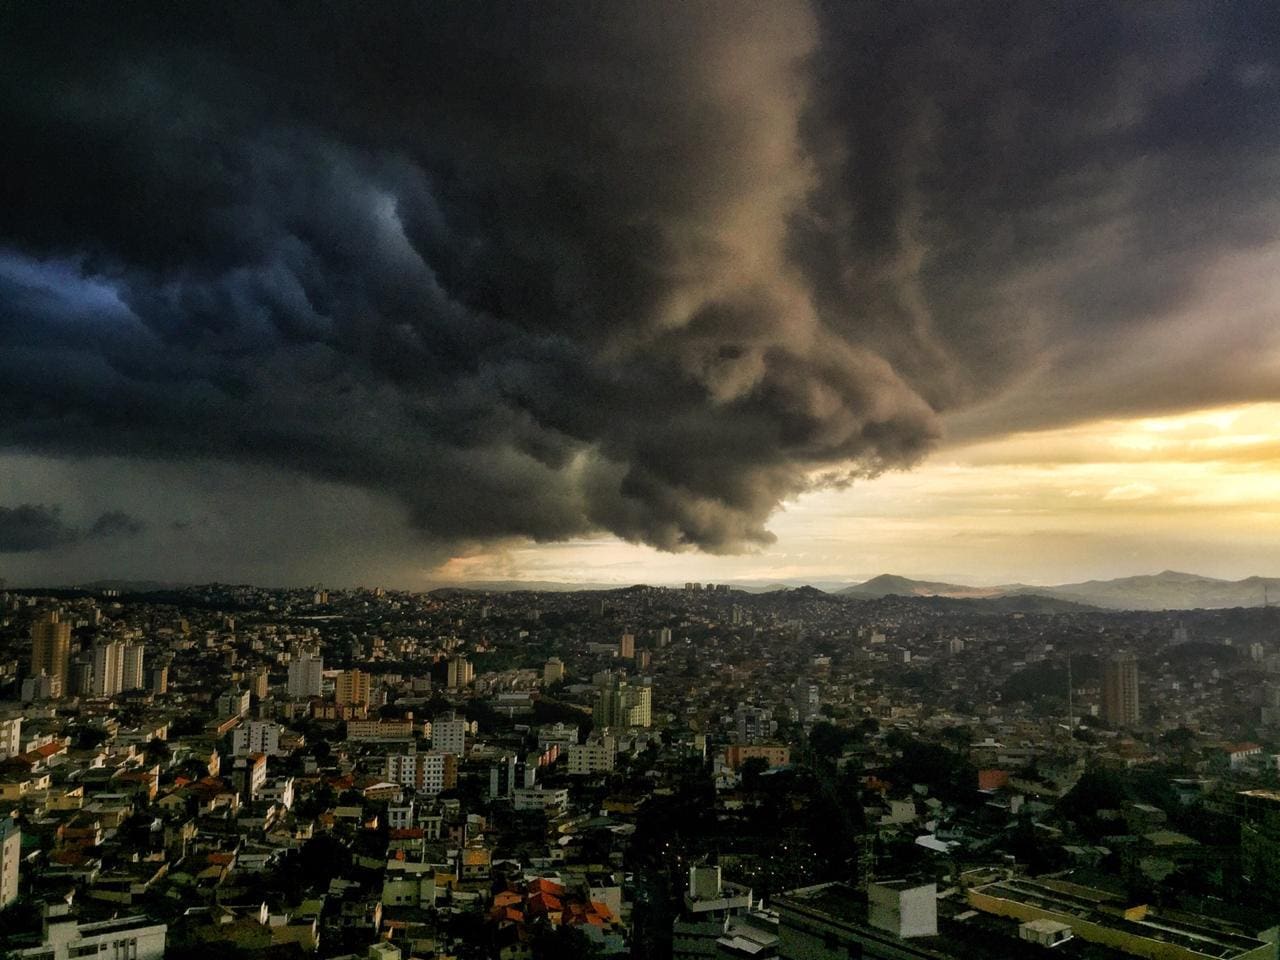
[1067,654,1074,732]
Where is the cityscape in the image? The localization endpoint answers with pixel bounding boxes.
[1,579,1280,959]
[5,2,1280,959]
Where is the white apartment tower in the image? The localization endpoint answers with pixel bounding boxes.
[232,720,284,757]
[287,654,324,698]
[91,641,125,697]
[386,752,450,795]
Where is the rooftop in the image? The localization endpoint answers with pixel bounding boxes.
[971,878,1270,960]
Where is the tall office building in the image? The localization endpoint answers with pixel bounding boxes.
[30,611,70,694]
[92,641,125,697]
[121,644,145,692]
[1103,654,1140,727]
[335,669,372,706]
[287,654,324,698]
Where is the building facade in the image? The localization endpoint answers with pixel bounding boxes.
[287,654,324,698]
[1103,654,1140,727]
[30,612,70,694]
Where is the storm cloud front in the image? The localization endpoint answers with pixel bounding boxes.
[3,2,1280,582]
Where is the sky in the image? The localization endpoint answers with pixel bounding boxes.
[2,2,1280,589]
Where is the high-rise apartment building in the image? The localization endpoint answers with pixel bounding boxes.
[619,632,635,659]
[0,819,20,908]
[734,704,775,744]
[30,611,70,694]
[595,677,652,729]
[446,655,474,688]
[793,679,820,723]
[432,714,468,755]
[335,669,372,705]
[386,751,455,794]
[1103,654,1140,727]
[543,657,565,685]
[231,753,267,799]
[70,660,94,697]
[121,644,145,692]
[150,665,169,696]
[232,720,284,757]
[567,735,616,775]
[218,687,251,718]
[657,627,672,648]
[250,667,270,700]
[91,641,125,697]
[287,654,324,698]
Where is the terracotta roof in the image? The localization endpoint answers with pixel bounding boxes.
[527,877,565,896]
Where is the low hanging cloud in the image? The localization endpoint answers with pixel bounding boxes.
[1,2,1279,559]
[0,504,146,554]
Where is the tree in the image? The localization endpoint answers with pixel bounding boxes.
[1162,726,1196,750]
[530,924,603,960]
[145,738,171,764]
[73,727,109,750]
[940,726,973,750]
[740,757,769,791]
[809,722,857,763]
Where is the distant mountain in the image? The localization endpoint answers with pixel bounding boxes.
[840,570,1280,610]
[73,579,196,593]
[426,580,634,594]
[840,574,1004,600]
[1010,571,1280,611]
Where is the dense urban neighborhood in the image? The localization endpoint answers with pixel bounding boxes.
[1,580,1280,959]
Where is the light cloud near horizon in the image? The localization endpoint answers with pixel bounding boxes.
[425,402,1280,588]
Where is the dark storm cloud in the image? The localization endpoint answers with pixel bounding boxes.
[88,511,147,540]
[0,506,77,553]
[1,1,1279,554]
[0,504,146,553]
[802,1,1280,435]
